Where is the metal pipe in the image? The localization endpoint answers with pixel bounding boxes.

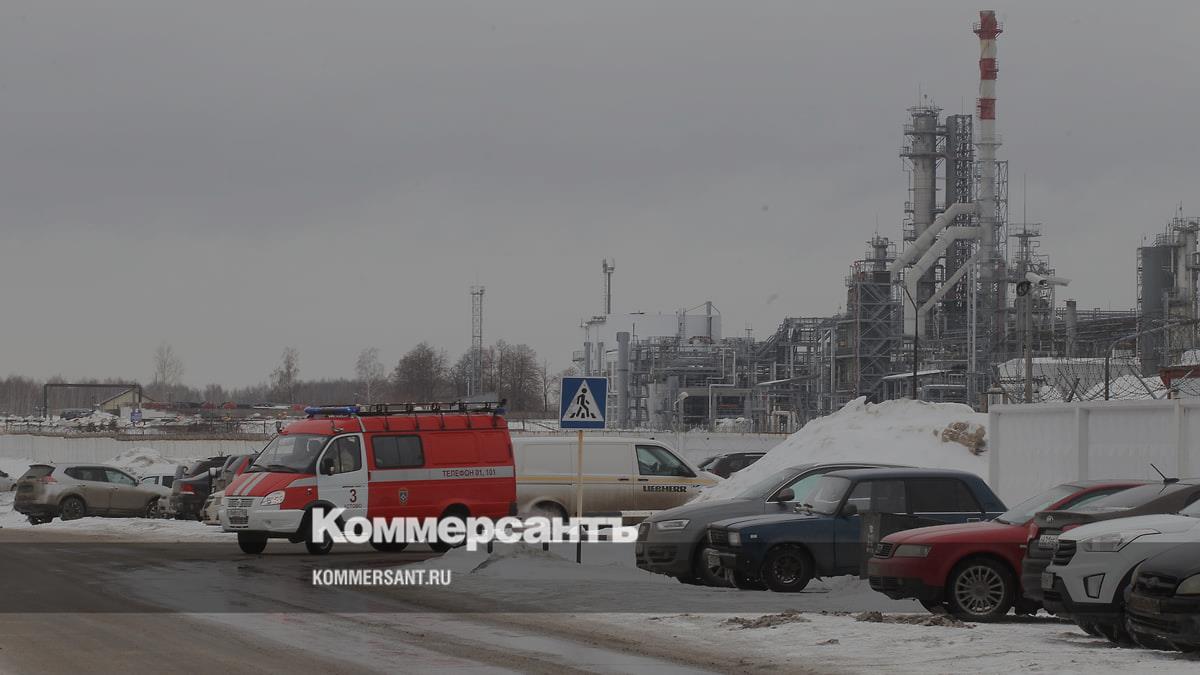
[616,332,630,428]
[904,226,982,335]
[889,202,977,272]
[919,250,982,315]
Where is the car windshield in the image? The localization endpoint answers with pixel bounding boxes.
[1180,498,1200,518]
[1074,482,1185,512]
[995,484,1077,525]
[249,434,329,473]
[807,476,852,515]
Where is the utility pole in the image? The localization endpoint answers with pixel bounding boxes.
[903,285,920,399]
[470,285,485,397]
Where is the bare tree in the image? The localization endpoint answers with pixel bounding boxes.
[392,342,448,401]
[355,347,387,404]
[271,347,300,403]
[151,341,184,399]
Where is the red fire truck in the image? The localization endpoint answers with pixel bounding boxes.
[221,402,516,554]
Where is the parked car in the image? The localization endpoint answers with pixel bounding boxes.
[1125,541,1200,651]
[637,461,905,586]
[696,452,766,479]
[1022,479,1200,607]
[14,464,167,524]
[708,468,1006,592]
[1042,489,1200,644]
[202,489,225,526]
[139,473,177,491]
[867,480,1145,620]
[0,469,14,491]
[512,436,719,518]
[215,454,256,491]
[169,456,229,520]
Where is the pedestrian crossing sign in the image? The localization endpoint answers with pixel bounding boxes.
[559,377,607,429]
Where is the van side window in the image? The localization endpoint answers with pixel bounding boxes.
[321,436,362,475]
[636,445,694,477]
[373,436,425,469]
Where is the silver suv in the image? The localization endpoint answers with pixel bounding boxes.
[14,464,165,525]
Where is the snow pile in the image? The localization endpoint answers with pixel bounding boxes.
[108,447,190,479]
[59,410,128,430]
[714,417,752,432]
[697,397,988,502]
[0,456,35,481]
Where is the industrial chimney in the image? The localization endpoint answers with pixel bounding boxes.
[974,10,1002,283]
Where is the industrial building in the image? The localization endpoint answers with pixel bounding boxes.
[571,11,1199,431]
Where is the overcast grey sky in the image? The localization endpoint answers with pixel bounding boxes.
[1,1,1196,388]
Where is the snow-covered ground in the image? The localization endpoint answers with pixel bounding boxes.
[699,397,989,502]
[415,543,1199,673]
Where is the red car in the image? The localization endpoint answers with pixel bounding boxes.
[866,480,1145,621]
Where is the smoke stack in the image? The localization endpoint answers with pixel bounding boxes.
[974,10,1002,281]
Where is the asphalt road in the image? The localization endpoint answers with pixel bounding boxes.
[0,530,721,674]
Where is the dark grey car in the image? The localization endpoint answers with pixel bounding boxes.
[635,461,903,585]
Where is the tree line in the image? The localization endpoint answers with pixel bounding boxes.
[0,340,574,417]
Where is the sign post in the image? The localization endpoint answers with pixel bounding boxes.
[559,377,607,563]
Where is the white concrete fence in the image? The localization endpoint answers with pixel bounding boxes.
[988,399,1200,505]
[0,435,267,465]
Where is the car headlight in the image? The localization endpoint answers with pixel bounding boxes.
[1177,574,1200,596]
[894,544,931,558]
[727,532,741,547]
[1079,529,1160,553]
[655,519,690,531]
[260,490,285,507]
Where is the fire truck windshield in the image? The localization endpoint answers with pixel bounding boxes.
[249,434,329,473]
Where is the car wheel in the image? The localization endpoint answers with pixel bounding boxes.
[59,496,86,521]
[947,558,1014,621]
[370,541,409,553]
[1095,620,1134,645]
[145,499,160,519]
[27,515,51,525]
[692,546,732,587]
[760,546,814,593]
[237,533,268,555]
[727,570,767,591]
[1077,620,1102,637]
[529,502,567,520]
[429,506,469,553]
[1168,641,1199,653]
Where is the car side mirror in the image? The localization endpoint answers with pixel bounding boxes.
[320,461,335,476]
[841,503,859,518]
[774,488,795,503]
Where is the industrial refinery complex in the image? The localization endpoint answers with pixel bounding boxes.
[569,11,1200,432]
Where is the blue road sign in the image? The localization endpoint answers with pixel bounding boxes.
[559,377,607,430]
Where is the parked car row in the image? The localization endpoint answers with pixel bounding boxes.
[14,463,172,523]
[10,453,258,525]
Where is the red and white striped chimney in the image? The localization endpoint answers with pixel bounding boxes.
[974,10,1002,277]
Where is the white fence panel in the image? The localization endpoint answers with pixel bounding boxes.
[0,435,267,465]
[989,400,1200,505]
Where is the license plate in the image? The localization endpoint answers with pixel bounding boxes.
[1041,571,1056,591]
[1128,594,1161,615]
[1038,534,1059,549]
[228,508,248,525]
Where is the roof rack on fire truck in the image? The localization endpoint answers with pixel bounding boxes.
[303,399,508,418]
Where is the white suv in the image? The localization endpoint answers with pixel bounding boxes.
[1042,500,1200,644]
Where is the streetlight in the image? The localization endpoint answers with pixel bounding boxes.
[901,285,920,400]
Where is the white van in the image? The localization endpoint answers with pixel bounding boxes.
[513,436,719,518]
